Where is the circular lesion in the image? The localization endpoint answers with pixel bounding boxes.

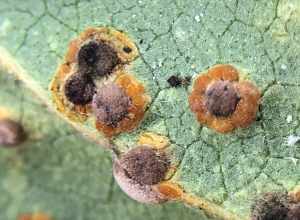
[189,64,261,133]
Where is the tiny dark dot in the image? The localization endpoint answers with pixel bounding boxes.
[205,80,240,117]
[167,75,191,87]
[123,47,132,53]
[78,41,120,78]
[64,74,96,105]
[167,75,182,87]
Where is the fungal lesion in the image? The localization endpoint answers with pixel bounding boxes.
[50,27,150,137]
[250,190,300,220]
[112,132,183,204]
[0,109,26,147]
[189,64,261,133]
[113,144,171,204]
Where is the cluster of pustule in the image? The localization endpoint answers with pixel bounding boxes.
[251,191,300,220]
[49,27,269,212]
[51,27,262,138]
[51,27,150,137]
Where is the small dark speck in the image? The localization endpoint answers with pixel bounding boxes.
[167,75,191,88]
[123,47,132,53]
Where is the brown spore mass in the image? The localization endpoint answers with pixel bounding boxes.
[119,146,170,186]
[78,41,120,77]
[205,80,240,117]
[92,83,131,127]
[288,204,300,220]
[64,74,95,105]
[0,119,26,147]
[251,192,290,220]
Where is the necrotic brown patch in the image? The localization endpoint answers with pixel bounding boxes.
[205,80,240,117]
[119,146,170,185]
[64,74,95,105]
[92,83,131,127]
[78,41,120,77]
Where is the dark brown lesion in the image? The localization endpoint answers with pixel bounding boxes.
[92,83,132,127]
[123,46,132,54]
[250,188,300,220]
[64,74,96,105]
[288,203,300,220]
[250,192,292,220]
[77,41,121,78]
[118,146,170,186]
[0,119,26,147]
[205,80,240,117]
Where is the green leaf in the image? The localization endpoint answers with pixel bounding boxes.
[0,0,300,219]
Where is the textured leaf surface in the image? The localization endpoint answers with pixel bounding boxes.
[0,0,300,219]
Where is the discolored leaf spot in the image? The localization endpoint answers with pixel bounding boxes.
[205,80,240,117]
[118,146,170,185]
[251,192,290,220]
[0,119,26,147]
[92,83,131,127]
[64,74,96,105]
[78,41,120,78]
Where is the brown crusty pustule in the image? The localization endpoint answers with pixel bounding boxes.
[0,119,26,147]
[118,146,170,186]
[92,83,132,127]
[205,80,240,117]
[113,158,167,204]
[189,64,261,133]
[64,74,96,105]
[77,41,121,78]
[250,192,290,220]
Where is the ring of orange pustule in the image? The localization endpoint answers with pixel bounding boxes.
[189,64,261,133]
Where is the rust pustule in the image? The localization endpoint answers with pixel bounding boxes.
[113,158,167,204]
[205,80,240,117]
[64,74,95,105]
[0,119,26,147]
[92,83,131,127]
[50,27,148,138]
[77,41,120,77]
[250,192,290,220]
[95,73,150,137]
[189,64,260,133]
[118,146,170,185]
